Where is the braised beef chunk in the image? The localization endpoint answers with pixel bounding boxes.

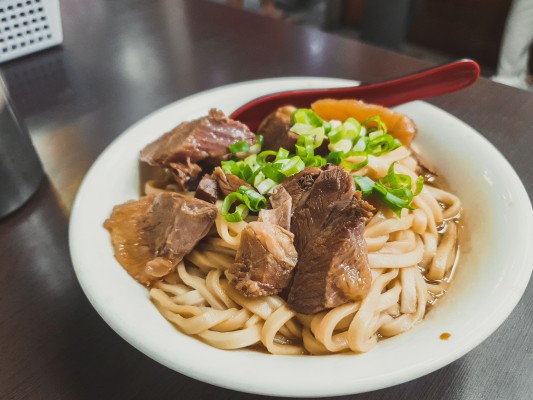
[258,185,292,231]
[279,167,322,210]
[230,222,298,297]
[104,192,217,286]
[258,105,299,152]
[288,197,374,314]
[140,109,256,190]
[283,165,356,254]
[212,166,253,196]
[195,174,219,204]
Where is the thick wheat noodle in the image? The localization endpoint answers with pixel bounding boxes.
[398,155,418,171]
[347,270,400,352]
[316,302,360,352]
[368,236,424,268]
[385,302,400,316]
[378,230,417,254]
[400,266,418,313]
[177,262,226,309]
[261,304,306,355]
[151,288,203,316]
[215,211,247,248]
[245,314,262,328]
[420,232,438,268]
[426,185,462,219]
[419,190,444,225]
[196,324,263,349]
[155,281,189,296]
[380,271,427,336]
[197,238,237,255]
[158,304,238,335]
[302,327,331,355]
[364,214,413,237]
[206,269,238,309]
[412,195,438,237]
[412,208,428,234]
[366,235,389,251]
[172,290,207,306]
[211,308,252,332]
[427,222,457,281]
[222,281,300,340]
[186,250,233,272]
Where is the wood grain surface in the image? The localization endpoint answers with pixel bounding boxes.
[0,1,532,399]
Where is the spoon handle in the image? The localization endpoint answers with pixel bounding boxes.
[230,59,480,130]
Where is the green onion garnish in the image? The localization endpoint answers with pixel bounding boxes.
[229,141,250,154]
[228,135,264,154]
[221,186,267,222]
[354,162,424,216]
[291,108,324,127]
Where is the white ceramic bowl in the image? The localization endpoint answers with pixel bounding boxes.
[69,77,533,397]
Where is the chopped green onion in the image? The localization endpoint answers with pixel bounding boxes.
[256,150,278,166]
[355,162,424,216]
[362,115,387,134]
[229,141,250,154]
[279,156,305,176]
[229,135,263,155]
[255,178,277,195]
[275,148,290,161]
[221,186,267,222]
[291,108,324,127]
[261,163,286,183]
[221,193,250,222]
[354,176,375,196]
[237,186,266,211]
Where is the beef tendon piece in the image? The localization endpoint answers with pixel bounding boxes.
[288,198,374,314]
[279,166,322,210]
[258,105,298,152]
[140,109,256,190]
[104,192,217,286]
[258,185,292,231]
[283,164,356,254]
[212,166,253,196]
[230,221,298,297]
[195,173,219,204]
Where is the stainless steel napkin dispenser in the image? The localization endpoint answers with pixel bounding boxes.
[0,0,63,63]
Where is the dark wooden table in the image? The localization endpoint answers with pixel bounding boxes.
[1,1,532,398]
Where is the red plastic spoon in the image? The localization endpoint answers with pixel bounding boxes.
[230,59,480,131]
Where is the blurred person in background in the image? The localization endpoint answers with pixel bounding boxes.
[493,0,533,91]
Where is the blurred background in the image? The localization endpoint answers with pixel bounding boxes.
[211,0,533,90]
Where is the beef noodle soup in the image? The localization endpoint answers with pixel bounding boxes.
[104,99,461,355]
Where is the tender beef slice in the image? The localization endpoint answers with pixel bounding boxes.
[168,161,203,190]
[258,185,292,231]
[258,105,330,155]
[279,166,322,209]
[289,165,356,254]
[104,192,217,286]
[230,221,298,297]
[288,198,373,314]
[140,109,256,190]
[258,105,298,152]
[195,174,219,204]
[212,166,253,196]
